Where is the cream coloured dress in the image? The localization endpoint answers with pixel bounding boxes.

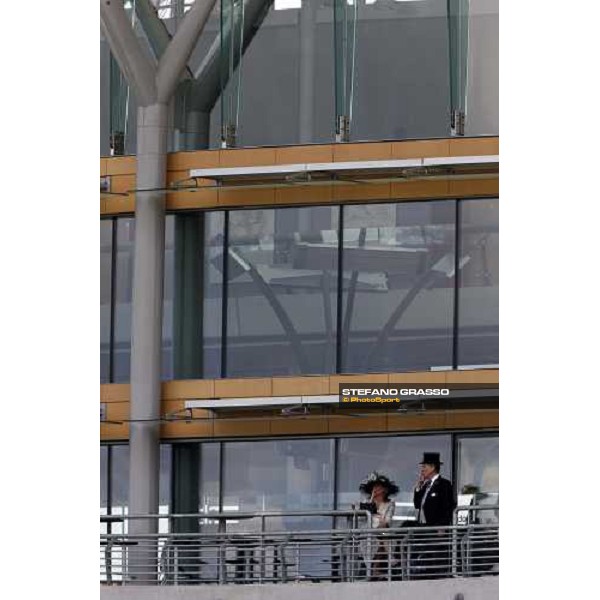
[360,501,395,571]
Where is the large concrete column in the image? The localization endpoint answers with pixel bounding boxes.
[127,102,169,583]
[298,1,317,144]
[100,0,219,582]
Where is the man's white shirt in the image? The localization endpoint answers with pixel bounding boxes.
[418,473,440,524]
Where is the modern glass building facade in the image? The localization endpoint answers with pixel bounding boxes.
[100,1,499,584]
[101,432,498,523]
[101,197,498,381]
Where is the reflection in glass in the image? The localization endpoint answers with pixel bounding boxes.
[203,213,225,378]
[101,220,113,383]
[458,198,498,366]
[340,201,456,373]
[111,445,130,516]
[113,219,135,383]
[222,438,334,527]
[337,434,452,523]
[200,443,222,515]
[457,435,498,524]
[101,446,108,512]
[162,216,175,380]
[159,444,173,512]
[226,206,339,377]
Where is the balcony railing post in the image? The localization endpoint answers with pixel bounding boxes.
[452,526,458,577]
[101,511,498,586]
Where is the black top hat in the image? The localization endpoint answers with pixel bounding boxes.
[419,452,443,466]
[358,472,399,497]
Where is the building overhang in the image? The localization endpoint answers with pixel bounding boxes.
[183,387,499,412]
[186,155,499,189]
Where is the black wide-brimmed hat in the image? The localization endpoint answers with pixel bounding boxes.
[419,452,443,466]
[358,472,399,496]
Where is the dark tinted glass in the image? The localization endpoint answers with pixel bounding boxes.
[340,201,456,373]
[226,206,339,376]
[224,1,334,147]
[100,445,108,510]
[222,438,334,528]
[110,445,129,514]
[159,444,172,512]
[457,434,499,525]
[162,216,175,380]
[337,434,452,523]
[113,219,135,382]
[203,213,225,378]
[100,221,113,383]
[458,198,498,366]
[350,1,450,141]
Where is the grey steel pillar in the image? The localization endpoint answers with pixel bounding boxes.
[101,0,218,583]
[184,110,211,150]
[127,102,169,583]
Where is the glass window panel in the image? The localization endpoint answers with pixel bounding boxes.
[464,0,499,136]
[159,443,172,513]
[337,434,452,523]
[222,439,334,530]
[203,213,225,378]
[219,438,334,579]
[162,216,175,380]
[457,435,498,524]
[110,445,130,517]
[101,220,113,383]
[226,206,339,377]
[340,201,455,373]
[100,445,108,511]
[113,219,135,382]
[222,0,335,147]
[348,0,450,141]
[458,198,498,367]
[199,443,221,515]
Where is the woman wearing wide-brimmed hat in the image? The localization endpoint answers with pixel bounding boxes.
[356,472,399,579]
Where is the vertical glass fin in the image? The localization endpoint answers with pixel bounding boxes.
[334,0,358,142]
[220,0,246,147]
[448,0,470,136]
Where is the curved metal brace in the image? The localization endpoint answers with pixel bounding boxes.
[364,268,439,371]
[245,262,310,373]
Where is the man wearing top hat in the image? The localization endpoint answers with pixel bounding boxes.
[412,452,456,577]
[413,452,455,527]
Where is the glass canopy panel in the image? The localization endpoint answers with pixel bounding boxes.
[464,0,498,135]
[345,0,451,141]
[447,0,469,135]
[220,0,335,147]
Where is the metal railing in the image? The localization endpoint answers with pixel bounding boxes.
[100,507,498,585]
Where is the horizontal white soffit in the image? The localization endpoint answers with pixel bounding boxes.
[189,155,499,181]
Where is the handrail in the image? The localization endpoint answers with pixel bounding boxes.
[101,508,499,586]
